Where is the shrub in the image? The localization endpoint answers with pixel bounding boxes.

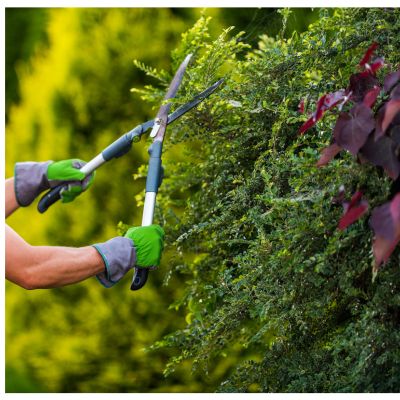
[140,8,400,392]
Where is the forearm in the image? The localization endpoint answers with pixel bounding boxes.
[26,245,105,288]
[5,178,19,218]
[6,224,105,289]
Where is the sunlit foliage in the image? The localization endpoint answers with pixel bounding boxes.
[6,8,400,393]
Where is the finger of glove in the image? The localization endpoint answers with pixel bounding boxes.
[130,231,164,267]
[153,224,165,239]
[81,171,95,191]
[147,236,164,266]
[125,227,164,257]
[60,183,82,203]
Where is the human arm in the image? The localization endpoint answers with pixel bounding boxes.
[5,178,19,218]
[5,224,105,289]
[5,224,165,290]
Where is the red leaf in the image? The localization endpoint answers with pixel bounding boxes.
[338,191,368,230]
[315,94,327,121]
[366,57,385,75]
[324,90,347,110]
[363,86,381,108]
[370,194,400,268]
[360,134,400,180]
[381,99,400,134]
[348,71,380,103]
[316,143,342,167]
[372,234,400,268]
[390,193,400,222]
[333,104,375,155]
[299,116,316,134]
[348,190,363,209]
[370,195,400,245]
[391,84,400,100]
[374,104,386,141]
[298,98,305,114]
[384,70,400,93]
[359,42,379,67]
[299,91,347,134]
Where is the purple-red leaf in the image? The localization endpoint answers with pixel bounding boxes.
[381,99,400,134]
[384,70,400,93]
[392,125,400,145]
[333,104,375,155]
[315,94,327,121]
[367,57,385,75]
[375,104,386,141]
[359,42,379,67]
[391,193,400,222]
[370,193,400,268]
[349,71,380,103]
[360,134,400,179]
[347,190,363,210]
[375,85,400,140]
[299,116,316,134]
[363,85,381,108]
[324,90,347,110]
[348,71,380,103]
[338,191,369,230]
[370,198,397,240]
[299,91,347,134]
[392,84,400,99]
[316,143,342,167]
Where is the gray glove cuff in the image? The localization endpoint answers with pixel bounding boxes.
[14,161,52,206]
[93,237,137,288]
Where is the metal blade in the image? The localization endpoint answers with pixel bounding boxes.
[150,54,192,139]
[166,78,224,125]
[133,78,224,137]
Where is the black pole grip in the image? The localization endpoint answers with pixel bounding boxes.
[130,268,149,291]
[37,185,66,213]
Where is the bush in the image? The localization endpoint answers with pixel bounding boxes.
[6,8,400,393]
[144,8,400,392]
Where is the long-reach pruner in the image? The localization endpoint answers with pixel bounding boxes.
[37,54,224,290]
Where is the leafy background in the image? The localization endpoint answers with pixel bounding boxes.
[5,7,399,393]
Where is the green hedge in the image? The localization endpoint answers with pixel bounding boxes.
[145,8,400,392]
[6,8,400,393]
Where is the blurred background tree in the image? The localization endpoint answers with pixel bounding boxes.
[5,8,318,392]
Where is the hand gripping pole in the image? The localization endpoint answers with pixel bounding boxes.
[130,141,164,290]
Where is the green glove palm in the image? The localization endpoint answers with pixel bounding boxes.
[47,159,95,203]
[125,225,165,268]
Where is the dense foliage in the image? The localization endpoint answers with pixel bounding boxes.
[7,8,315,393]
[139,8,400,392]
[6,8,400,393]
[299,42,400,273]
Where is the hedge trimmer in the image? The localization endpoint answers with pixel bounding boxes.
[37,54,223,290]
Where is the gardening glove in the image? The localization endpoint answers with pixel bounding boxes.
[93,224,165,288]
[14,159,95,207]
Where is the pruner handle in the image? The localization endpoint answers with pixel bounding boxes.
[130,142,163,291]
[37,185,66,213]
[130,268,149,290]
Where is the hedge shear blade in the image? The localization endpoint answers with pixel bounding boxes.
[36,54,223,291]
[130,54,194,290]
[134,77,224,137]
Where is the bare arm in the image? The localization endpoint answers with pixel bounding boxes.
[5,178,19,218]
[5,224,105,289]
